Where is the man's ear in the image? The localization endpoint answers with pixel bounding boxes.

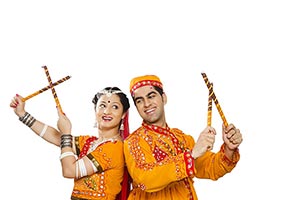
[162,93,167,105]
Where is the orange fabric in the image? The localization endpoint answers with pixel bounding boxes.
[72,136,125,200]
[124,124,240,200]
[129,75,163,95]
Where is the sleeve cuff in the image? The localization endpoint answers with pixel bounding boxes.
[220,143,240,166]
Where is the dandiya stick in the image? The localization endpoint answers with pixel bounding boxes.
[42,66,63,113]
[201,73,228,127]
[22,75,71,102]
[207,82,213,126]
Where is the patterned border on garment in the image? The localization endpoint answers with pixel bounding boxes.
[130,80,163,95]
[74,137,81,156]
[183,151,195,177]
[71,196,89,200]
[86,153,104,172]
[220,143,240,166]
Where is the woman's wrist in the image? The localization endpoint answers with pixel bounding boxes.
[60,134,73,149]
[19,111,37,128]
[17,111,26,118]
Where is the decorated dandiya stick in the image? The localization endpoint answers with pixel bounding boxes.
[22,75,71,102]
[201,73,228,127]
[207,82,213,126]
[42,66,63,113]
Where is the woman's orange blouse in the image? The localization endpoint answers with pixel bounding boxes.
[70,135,124,200]
[124,123,240,200]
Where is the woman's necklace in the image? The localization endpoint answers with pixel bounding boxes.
[88,134,121,153]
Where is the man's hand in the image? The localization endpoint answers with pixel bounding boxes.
[192,126,216,159]
[222,123,243,151]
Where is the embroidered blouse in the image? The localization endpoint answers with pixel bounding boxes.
[70,135,124,200]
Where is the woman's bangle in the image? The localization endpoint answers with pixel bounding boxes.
[39,124,48,138]
[60,151,77,160]
[19,112,36,128]
[61,134,73,149]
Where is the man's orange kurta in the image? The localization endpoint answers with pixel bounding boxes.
[124,123,240,200]
[71,135,124,200]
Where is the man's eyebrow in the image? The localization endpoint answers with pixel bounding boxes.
[134,91,157,102]
[133,96,143,102]
[146,91,157,97]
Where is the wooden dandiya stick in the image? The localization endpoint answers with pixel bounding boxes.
[201,73,228,127]
[42,66,63,113]
[207,82,213,126]
[22,75,71,101]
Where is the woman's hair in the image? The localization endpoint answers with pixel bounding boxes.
[92,87,130,113]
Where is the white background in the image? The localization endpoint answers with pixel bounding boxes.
[1,0,299,199]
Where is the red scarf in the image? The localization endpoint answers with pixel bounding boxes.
[116,111,131,200]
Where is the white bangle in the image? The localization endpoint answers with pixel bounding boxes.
[59,151,75,160]
[39,124,48,138]
[88,159,97,173]
[78,159,87,178]
[75,161,79,179]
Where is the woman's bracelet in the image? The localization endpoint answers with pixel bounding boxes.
[39,124,48,138]
[61,134,73,149]
[19,112,36,128]
[60,151,77,160]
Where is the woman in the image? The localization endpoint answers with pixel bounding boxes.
[10,87,130,200]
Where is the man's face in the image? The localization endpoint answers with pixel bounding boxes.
[132,86,166,126]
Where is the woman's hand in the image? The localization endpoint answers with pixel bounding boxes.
[57,108,72,134]
[10,94,26,118]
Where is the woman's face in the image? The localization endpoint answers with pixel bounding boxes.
[95,94,124,130]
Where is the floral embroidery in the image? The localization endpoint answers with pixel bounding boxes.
[128,124,188,170]
[84,176,98,191]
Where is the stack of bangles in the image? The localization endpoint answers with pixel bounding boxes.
[61,134,73,149]
[60,134,87,179]
[19,112,36,128]
[60,135,78,162]
[60,135,75,160]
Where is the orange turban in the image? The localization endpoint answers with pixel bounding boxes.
[129,75,163,96]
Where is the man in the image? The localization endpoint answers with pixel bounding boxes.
[124,75,243,200]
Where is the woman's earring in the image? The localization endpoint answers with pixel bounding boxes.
[120,123,124,131]
[120,119,124,130]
